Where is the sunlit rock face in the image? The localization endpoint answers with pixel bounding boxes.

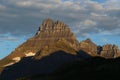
[34,18,79,47]
[6,19,79,59]
[79,38,98,56]
[100,44,120,58]
[79,40,120,59]
[34,38,78,59]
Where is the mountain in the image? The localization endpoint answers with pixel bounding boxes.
[79,38,98,56]
[0,19,90,80]
[0,18,80,72]
[79,39,120,58]
[6,19,79,58]
[99,44,120,58]
[0,18,120,80]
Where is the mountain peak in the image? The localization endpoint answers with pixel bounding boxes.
[84,38,93,43]
[41,18,54,29]
[100,44,120,58]
[35,19,70,36]
[79,38,98,56]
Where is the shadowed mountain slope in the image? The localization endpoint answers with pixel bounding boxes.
[17,57,120,80]
[0,50,90,80]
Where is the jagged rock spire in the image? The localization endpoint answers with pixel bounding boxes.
[33,19,78,45]
[100,44,120,58]
[35,18,70,36]
[36,18,54,34]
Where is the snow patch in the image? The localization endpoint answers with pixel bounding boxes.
[3,52,35,67]
[3,57,21,67]
[3,62,15,67]
[12,57,21,62]
[25,52,35,57]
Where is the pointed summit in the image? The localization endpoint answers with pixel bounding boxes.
[79,38,98,56]
[84,38,93,43]
[35,18,71,38]
[33,18,78,45]
[36,18,54,35]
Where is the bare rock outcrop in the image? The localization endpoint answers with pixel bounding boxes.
[79,38,98,56]
[34,38,77,59]
[100,44,120,58]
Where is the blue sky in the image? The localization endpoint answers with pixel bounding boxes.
[0,0,120,59]
[92,0,105,3]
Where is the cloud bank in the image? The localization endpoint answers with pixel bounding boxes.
[0,0,120,37]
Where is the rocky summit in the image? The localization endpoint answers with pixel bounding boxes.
[79,38,98,56]
[79,39,120,58]
[99,44,120,58]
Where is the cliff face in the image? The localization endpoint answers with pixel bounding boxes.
[79,38,98,56]
[99,44,120,58]
[79,39,120,58]
[34,39,77,59]
[34,18,79,48]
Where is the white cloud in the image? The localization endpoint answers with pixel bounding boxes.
[0,36,19,41]
[104,0,120,10]
[0,0,120,37]
[90,13,107,17]
[0,34,19,41]
[15,1,32,7]
[82,33,90,38]
[81,19,96,27]
[0,4,6,11]
[86,1,103,10]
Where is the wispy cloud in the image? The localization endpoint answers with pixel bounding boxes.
[0,35,19,42]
